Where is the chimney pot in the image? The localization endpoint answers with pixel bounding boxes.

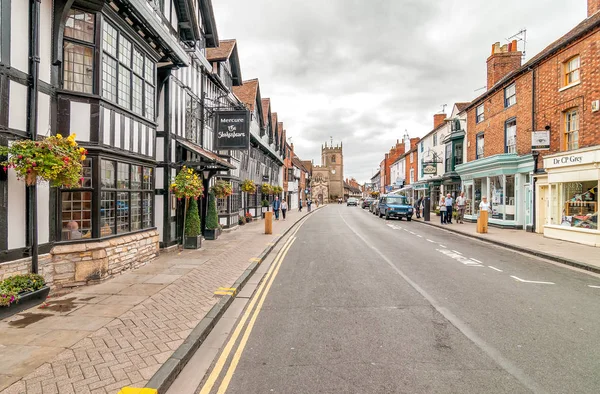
[512,39,518,51]
[486,40,523,89]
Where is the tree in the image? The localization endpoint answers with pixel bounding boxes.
[185,198,201,237]
[206,191,219,230]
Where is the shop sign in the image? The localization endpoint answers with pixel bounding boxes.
[423,164,437,175]
[545,150,597,168]
[215,110,250,150]
[531,130,550,150]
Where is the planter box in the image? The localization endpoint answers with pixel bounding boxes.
[204,229,219,240]
[184,235,202,249]
[0,286,50,320]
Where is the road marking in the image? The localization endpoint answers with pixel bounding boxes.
[437,249,482,266]
[416,235,423,238]
[452,250,462,255]
[426,239,435,243]
[249,257,261,263]
[471,258,483,264]
[216,239,296,393]
[199,229,301,394]
[338,214,547,394]
[439,244,447,248]
[510,276,555,285]
[488,266,503,272]
[587,285,600,288]
[409,231,416,235]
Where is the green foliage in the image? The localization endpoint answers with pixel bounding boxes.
[170,166,204,199]
[0,274,46,307]
[261,199,270,207]
[261,183,272,195]
[185,198,201,237]
[241,179,257,193]
[238,215,245,225]
[211,180,233,199]
[206,192,219,230]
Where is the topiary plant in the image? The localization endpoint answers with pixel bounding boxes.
[206,191,219,230]
[185,198,201,237]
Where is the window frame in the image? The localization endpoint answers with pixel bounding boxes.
[564,55,580,86]
[433,133,437,146]
[59,159,94,241]
[504,83,516,108]
[62,8,97,94]
[476,132,485,159]
[564,108,579,151]
[505,117,517,154]
[0,0,11,65]
[476,104,485,124]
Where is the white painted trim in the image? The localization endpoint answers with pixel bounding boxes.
[38,182,50,244]
[8,81,27,131]
[71,102,91,142]
[558,80,581,92]
[7,168,26,249]
[114,113,121,148]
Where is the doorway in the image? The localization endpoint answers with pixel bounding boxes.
[537,185,548,233]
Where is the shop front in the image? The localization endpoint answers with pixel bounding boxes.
[456,154,534,228]
[539,147,600,246]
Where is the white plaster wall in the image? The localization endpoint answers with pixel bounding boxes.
[124,119,130,150]
[155,195,164,242]
[170,84,176,135]
[133,122,139,152]
[148,129,154,157]
[155,167,164,189]
[156,137,164,161]
[141,126,147,155]
[39,0,52,83]
[157,89,165,132]
[8,81,27,131]
[114,114,121,148]
[71,102,91,141]
[7,169,26,249]
[103,108,111,144]
[38,93,51,136]
[37,182,49,244]
[10,0,29,72]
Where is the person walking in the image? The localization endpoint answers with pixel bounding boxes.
[439,196,447,224]
[307,199,312,212]
[445,193,454,224]
[456,192,467,224]
[299,199,303,212]
[281,199,288,220]
[415,197,423,219]
[273,196,281,220]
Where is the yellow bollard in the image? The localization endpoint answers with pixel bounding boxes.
[477,210,489,233]
[265,211,273,234]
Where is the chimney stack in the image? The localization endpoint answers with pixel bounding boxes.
[434,114,446,129]
[486,40,522,89]
[589,0,600,16]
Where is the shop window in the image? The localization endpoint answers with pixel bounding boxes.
[564,55,580,86]
[131,192,142,231]
[217,198,227,213]
[476,133,484,159]
[476,104,484,123]
[474,178,483,214]
[117,191,129,233]
[553,181,597,229]
[490,176,504,220]
[465,184,474,216]
[100,191,116,236]
[63,9,95,94]
[505,118,517,154]
[504,83,516,108]
[505,175,515,220]
[565,108,579,151]
[60,160,94,240]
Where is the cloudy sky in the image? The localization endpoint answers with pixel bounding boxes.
[213,0,586,183]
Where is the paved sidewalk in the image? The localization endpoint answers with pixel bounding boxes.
[0,209,314,394]
[413,217,600,273]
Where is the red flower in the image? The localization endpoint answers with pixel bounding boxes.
[18,155,23,159]
[3,167,6,172]
[32,162,37,167]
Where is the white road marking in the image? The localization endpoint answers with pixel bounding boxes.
[416,235,423,238]
[452,250,462,255]
[471,258,483,264]
[510,276,555,285]
[439,244,447,248]
[588,285,600,289]
[426,239,435,243]
[409,231,416,235]
[437,249,483,266]
[488,266,503,272]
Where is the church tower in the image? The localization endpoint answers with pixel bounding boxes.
[322,140,344,200]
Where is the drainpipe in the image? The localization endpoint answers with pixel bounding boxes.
[27,0,41,273]
[530,67,538,233]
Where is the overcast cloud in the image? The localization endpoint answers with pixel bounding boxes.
[213,0,586,183]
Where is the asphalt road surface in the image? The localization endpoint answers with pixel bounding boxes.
[197,204,600,394]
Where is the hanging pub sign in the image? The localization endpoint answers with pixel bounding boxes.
[215,110,250,150]
[531,130,550,150]
[423,164,437,175]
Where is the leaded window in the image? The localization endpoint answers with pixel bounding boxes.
[63,9,95,93]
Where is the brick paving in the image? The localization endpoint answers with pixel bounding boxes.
[0,210,313,394]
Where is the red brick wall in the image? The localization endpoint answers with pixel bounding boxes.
[405,148,419,185]
[589,0,600,16]
[487,51,522,89]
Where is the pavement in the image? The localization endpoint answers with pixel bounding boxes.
[195,204,600,394]
[0,208,313,394]
[411,215,600,273]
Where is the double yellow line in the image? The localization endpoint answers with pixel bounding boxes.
[199,227,301,394]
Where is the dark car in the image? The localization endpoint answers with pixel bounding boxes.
[378,195,414,221]
[347,197,358,206]
[361,198,373,209]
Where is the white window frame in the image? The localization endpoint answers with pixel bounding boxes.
[565,108,579,151]
[476,104,484,123]
[504,83,516,108]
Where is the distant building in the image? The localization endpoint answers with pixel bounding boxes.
[311,141,344,203]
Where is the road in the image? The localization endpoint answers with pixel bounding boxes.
[193,204,600,394]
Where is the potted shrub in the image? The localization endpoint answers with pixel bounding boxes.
[0,133,87,188]
[170,166,204,249]
[0,274,49,320]
[245,212,253,223]
[205,191,220,240]
[238,215,245,226]
[211,180,233,199]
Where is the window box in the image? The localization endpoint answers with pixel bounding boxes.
[204,229,219,240]
[0,286,50,321]
[184,235,202,250]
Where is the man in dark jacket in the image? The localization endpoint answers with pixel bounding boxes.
[273,196,281,220]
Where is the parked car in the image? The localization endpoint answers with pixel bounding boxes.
[347,197,358,206]
[378,195,414,221]
[361,198,373,209]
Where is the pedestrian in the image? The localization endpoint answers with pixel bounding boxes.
[307,199,312,212]
[415,197,422,219]
[281,199,288,220]
[273,196,281,220]
[66,220,82,240]
[445,193,454,224]
[299,199,303,212]
[479,196,491,213]
[439,196,447,224]
[456,192,467,224]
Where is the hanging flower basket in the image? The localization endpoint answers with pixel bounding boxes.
[0,134,87,188]
[170,166,204,200]
[272,185,283,195]
[211,180,233,199]
[241,179,257,193]
[261,183,272,195]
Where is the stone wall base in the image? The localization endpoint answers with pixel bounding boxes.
[0,230,159,290]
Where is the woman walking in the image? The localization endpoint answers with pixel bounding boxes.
[281,199,288,220]
[439,196,447,224]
